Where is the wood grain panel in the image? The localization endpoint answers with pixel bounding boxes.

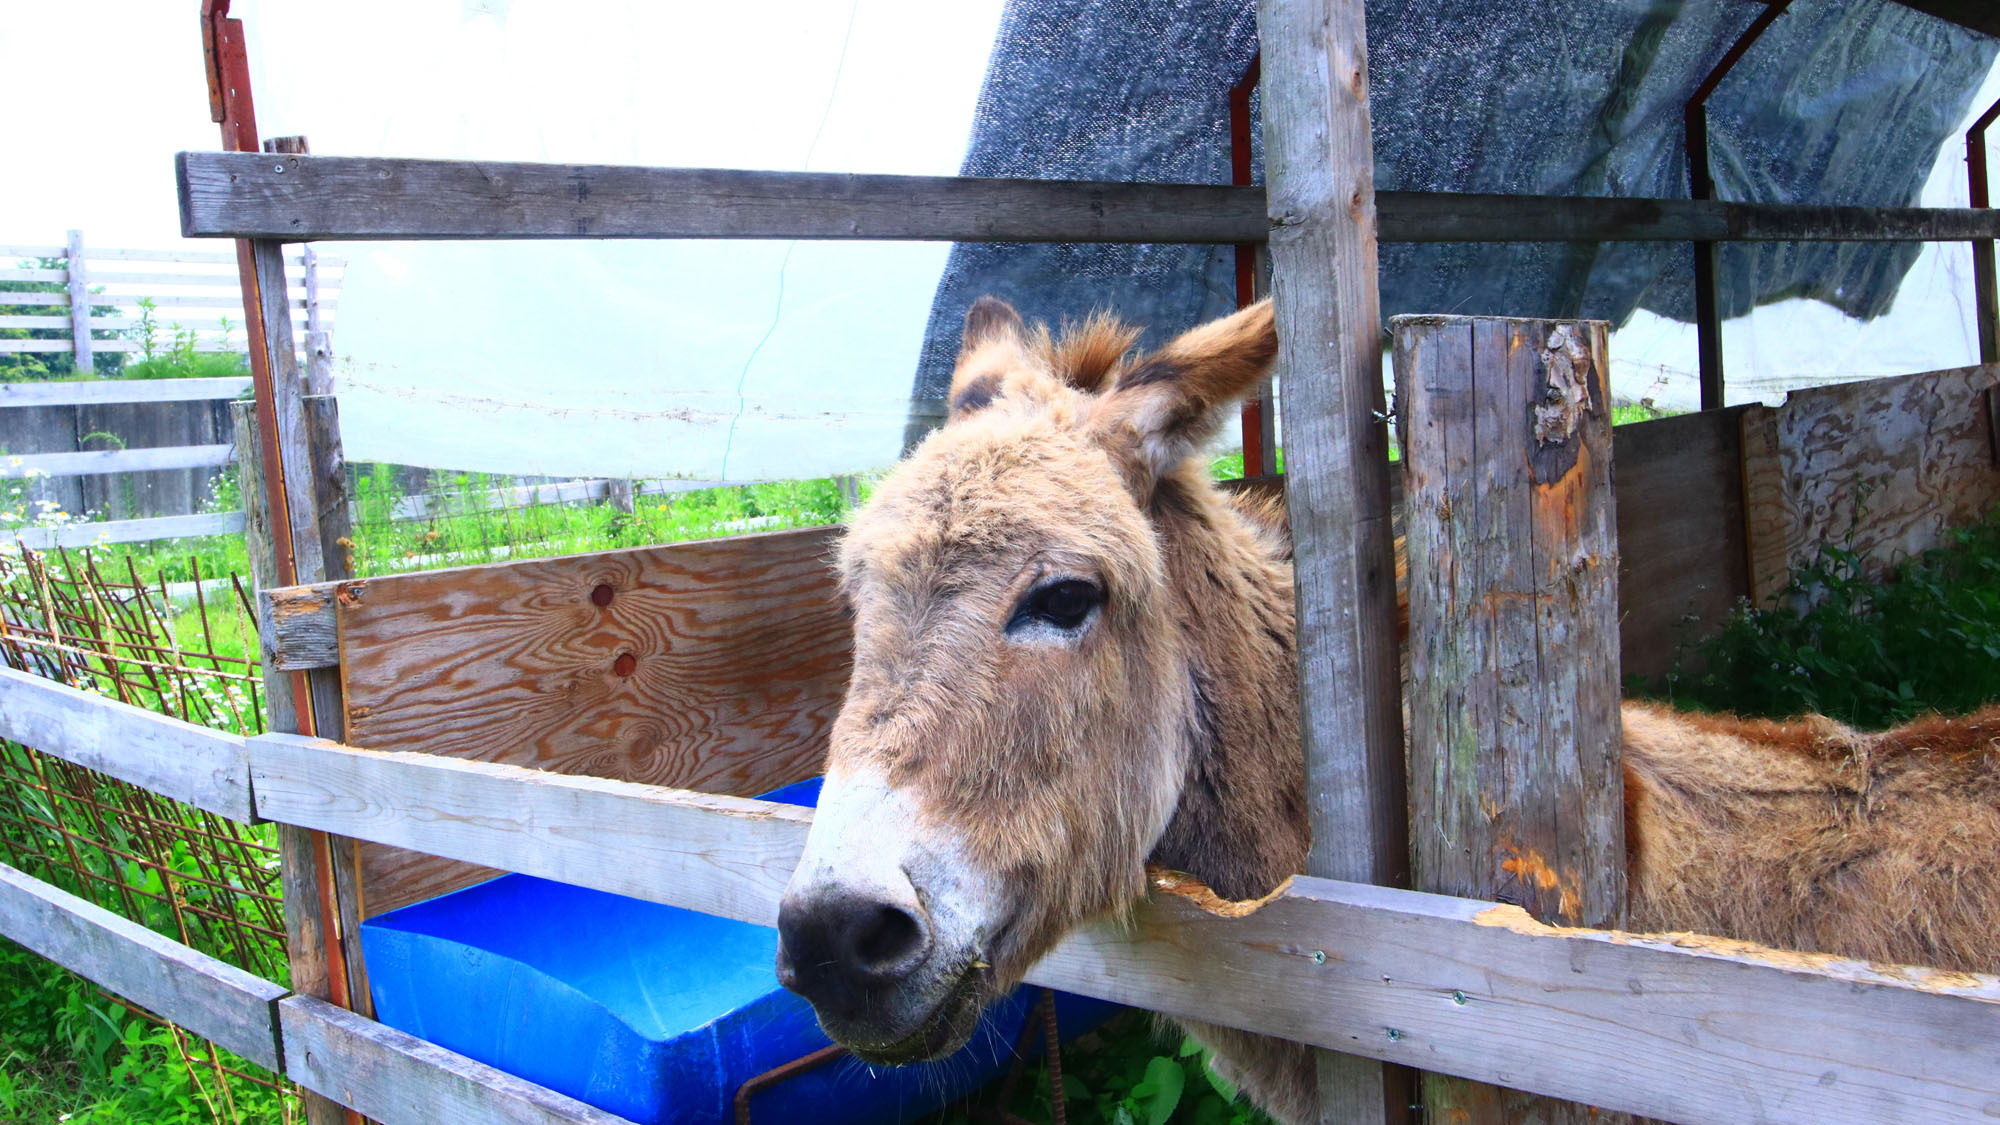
[1755,364,2000,599]
[1612,407,1753,683]
[333,525,847,916]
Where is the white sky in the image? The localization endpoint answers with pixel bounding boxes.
[1,2,1995,472]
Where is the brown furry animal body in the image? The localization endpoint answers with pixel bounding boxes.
[775,298,2000,1125]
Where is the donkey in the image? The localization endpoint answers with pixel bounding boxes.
[773,297,2000,1124]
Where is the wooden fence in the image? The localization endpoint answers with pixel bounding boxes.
[3,2,1997,1121]
[0,233,339,535]
[4,615,1999,1125]
[0,232,339,364]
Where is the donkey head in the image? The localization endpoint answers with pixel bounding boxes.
[775,297,1283,1062]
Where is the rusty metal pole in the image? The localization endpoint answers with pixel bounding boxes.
[1685,0,1791,412]
[199,8,362,1125]
[1970,94,2000,463]
[1969,95,2000,366]
[1229,54,1278,478]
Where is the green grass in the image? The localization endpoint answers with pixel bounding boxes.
[0,940,290,1125]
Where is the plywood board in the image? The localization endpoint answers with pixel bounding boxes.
[333,525,847,916]
[1743,363,2000,603]
[1612,407,1752,683]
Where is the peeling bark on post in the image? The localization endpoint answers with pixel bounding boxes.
[1396,315,1627,1125]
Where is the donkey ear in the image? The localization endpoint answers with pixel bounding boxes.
[1090,299,1276,495]
[962,296,1026,351]
[948,297,1029,422]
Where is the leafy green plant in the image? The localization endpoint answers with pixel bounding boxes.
[120,299,250,382]
[1643,508,2000,728]
[936,1012,1269,1125]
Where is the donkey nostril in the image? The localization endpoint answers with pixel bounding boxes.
[851,904,926,975]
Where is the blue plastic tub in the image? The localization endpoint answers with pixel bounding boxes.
[361,779,1116,1124]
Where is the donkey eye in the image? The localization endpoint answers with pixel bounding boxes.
[1010,579,1103,633]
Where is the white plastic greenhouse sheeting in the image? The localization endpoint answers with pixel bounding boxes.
[238,0,1005,481]
[234,2,1997,479]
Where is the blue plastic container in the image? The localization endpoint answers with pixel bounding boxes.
[361,779,1116,1124]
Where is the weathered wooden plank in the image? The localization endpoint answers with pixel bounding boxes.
[263,585,340,670]
[279,996,632,1125]
[248,734,813,928]
[243,733,2000,1123]
[86,269,245,288]
[0,338,244,354]
[330,523,846,917]
[0,314,78,330]
[1611,406,1752,683]
[0,667,255,821]
[178,152,1268,244]
[4,444,235,477]
[0,291,73,306]
[0,244,341,267]
[0,267,67,282]
[175,152,2000,245]
[1034,876,2000,1125]
[1258,0,1409,1119]
[1382,191,2000,244]
[8,512,246,550]
[65,230,92,375]
[1398,316,1626,1124]
[0,863,286,1071]
[0,376,253,407]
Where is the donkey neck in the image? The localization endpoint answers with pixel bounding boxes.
[1143,470,1309,901]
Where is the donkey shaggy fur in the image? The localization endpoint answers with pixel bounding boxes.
[783,297,2000,1125]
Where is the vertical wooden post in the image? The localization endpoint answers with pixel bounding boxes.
[1257,0,1408,1121]
[302,243,334,396]
[607,477,636,516]
[1396,315,1627,1125]
[240,134,368,1124]
[64,230,91,377]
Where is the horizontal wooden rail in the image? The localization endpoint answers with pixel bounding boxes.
[6,444,234,477]
[250,735,808,926]
[0,862,287,1070]
[176,152,2000,244]
[8,512,247,549]
[0,314,328,333]
[281,996,633,1125]
[0,375,253,406]
[244,731,2000,1124]
[0,339,245,355]
[0,243,343,267]
[0,293,332,310]
[0,667,256,821]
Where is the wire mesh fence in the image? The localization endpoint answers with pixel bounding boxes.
[0,544,296,1123]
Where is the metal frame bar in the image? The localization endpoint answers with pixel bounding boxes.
[1686,0,1794,412]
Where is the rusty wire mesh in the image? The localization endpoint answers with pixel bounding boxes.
[0,544,298,1122]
